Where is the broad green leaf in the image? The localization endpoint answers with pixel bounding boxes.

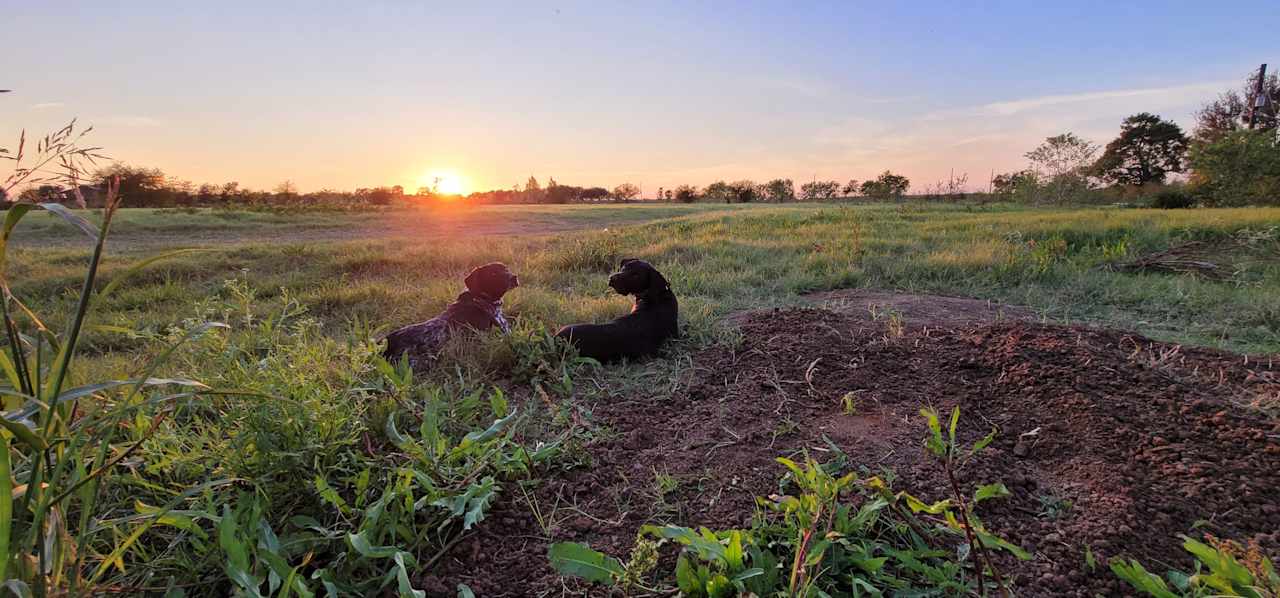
[675,553,700,595]
[967,427,998,459]
[973,483,1011,503]
[1110,558,1179,598]
[489,387,508,418]
[902,493,951,514]
[804,539,832,566]
[706,574,734,598]
[314,475,349,514]
[975,529,1031,560]
[947,406,960,446]
[457,408,519,450]
[0,411,45,450]
[642,524,727,563]
[919,407,945,456]
[347,531,400,559]
[850,556,888,574]
[730,567,764,582]
[456,584,475,598]
[724,530,745,571]
[394,551,425,598]
[547,542,622,585]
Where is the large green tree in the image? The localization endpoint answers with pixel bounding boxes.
[1094,113,1189,187]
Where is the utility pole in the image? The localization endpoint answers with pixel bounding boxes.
[1248,63,1267,130]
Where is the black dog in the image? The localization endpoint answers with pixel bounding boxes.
[555,258,678,362]
[383,262,519,366]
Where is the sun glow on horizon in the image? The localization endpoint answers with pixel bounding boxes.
[417,170,468,196]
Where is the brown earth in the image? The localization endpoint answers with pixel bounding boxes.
[431,294,1280,597]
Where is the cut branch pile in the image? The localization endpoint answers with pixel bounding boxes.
[1101,241,1227,279]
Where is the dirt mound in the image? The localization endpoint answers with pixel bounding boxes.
[435,307,1280,597]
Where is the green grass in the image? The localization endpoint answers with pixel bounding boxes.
[17,202,1280,363]
[5,201,1279,595]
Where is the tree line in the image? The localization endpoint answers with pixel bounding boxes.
[991,68,1279,207]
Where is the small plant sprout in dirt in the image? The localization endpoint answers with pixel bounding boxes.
[920,405,1018,597]
[548,409,1027,596]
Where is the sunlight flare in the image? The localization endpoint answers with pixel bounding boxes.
[419,170,468,196]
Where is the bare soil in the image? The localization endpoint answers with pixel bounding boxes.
[431,293,1280,597]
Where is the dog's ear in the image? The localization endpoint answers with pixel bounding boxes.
[465,264,502,298]
[463,266,484,294]
[619,258,638,269]
[644,263,670,293]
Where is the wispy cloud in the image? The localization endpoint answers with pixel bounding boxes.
[978,81,1230,116]
[31,102,64,110]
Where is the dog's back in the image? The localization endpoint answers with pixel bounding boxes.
[556,259,678,362]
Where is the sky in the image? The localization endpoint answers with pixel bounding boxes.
[3,1,1277,196]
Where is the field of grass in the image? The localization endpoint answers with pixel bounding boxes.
[5,201,1279,595]
[10,203,745,249]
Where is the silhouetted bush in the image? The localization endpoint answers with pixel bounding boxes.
[1150,189,1196,209]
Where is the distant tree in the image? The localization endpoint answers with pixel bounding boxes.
[991,170,1039,199]
[704,181,734,203]
[673,184,699,203]
[663,189,674,201]
[800,180,840,200]
[197,183,217,202]
[524,176,541,192]
[1188,129,1280,206]
[841,179,859,196]
[1194,69,1279,143]
[95,164,168,205]
[1094,113,1189,187]
[612,183,640,201]
[274,180,298,198]
[728,180,760,203]
[1025,133,1098,203]
[219,181,240,199]
[761,179,796,202]
[859,171,910,199]
[581,187,610,201]
[546,184,583,203]
[391,185,405,198]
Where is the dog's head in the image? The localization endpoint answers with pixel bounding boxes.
[464,262,520,301]
[607,258,669,297]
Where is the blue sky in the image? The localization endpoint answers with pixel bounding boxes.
[3,1,1276,195]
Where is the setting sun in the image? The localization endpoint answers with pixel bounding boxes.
[419,171,468,196]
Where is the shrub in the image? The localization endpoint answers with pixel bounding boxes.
[1150,189,1196,209]
[1189,129,1280,206]
[674,185,700,203]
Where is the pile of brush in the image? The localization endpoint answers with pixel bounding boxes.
[1100,241,1227,279]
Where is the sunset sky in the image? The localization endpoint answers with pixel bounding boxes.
[4,1,1277,196]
